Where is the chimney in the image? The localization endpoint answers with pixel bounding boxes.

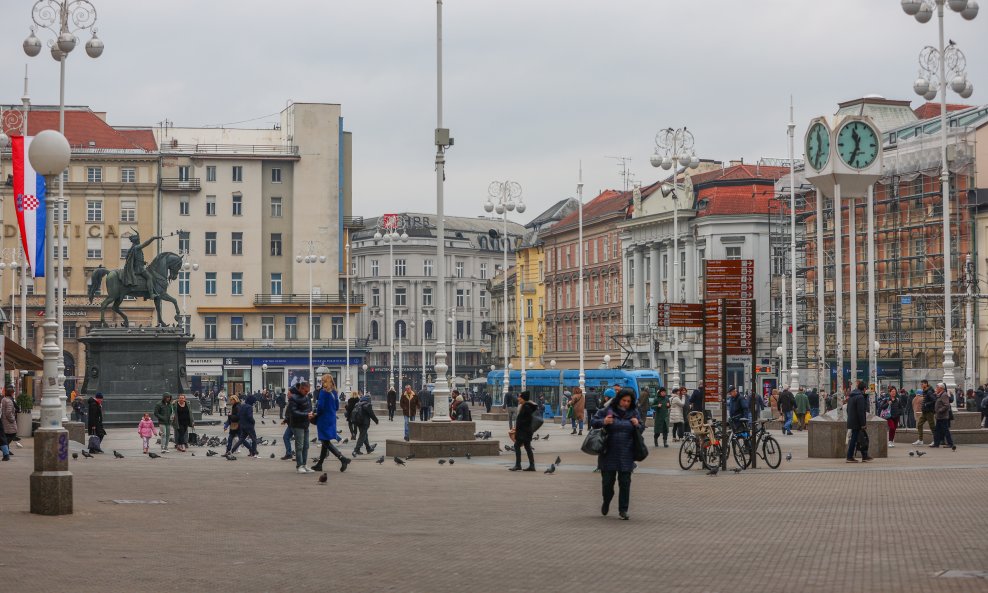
[729,159,743,167]
[93,112,107,122]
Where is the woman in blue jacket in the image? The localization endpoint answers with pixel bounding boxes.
[590,387,642,520]
[311,375,351,473]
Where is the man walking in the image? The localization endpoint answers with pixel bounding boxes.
[154,393,174,453]
[913,379,937,446]
[778,387,796,436]
[286,382,313,473]
[807,388,820,418]
[845,381,872,463]
[931,382,956,450]
[794,388,810,431]
[503,390,518,430]
[585,388,600,424]
[689,382,705,418]
[400,386,419,442]
[386,387,397,421]
[652,387,670,447]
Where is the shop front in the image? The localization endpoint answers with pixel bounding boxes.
[187,357,223,394]
[223,357,253,396]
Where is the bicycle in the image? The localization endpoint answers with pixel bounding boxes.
[728,419,782,469]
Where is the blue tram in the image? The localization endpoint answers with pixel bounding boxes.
[486,368,663,415]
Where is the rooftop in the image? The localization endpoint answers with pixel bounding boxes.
[4,105,156,153]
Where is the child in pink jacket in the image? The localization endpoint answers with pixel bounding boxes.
[138,413,158,454]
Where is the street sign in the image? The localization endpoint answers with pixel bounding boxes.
[656,303,705,328]
[900,296,912,305]
[703,301,724,406]
[704,259,755,301]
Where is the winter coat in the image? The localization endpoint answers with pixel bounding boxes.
[795,391,810,415]
[87,397,106,438]
[314,388,341,441]
[286,389,313,429]
[386,389,397,409]
[237,399,255,430]
[354,396,379,428]
[934,391,952,420]
[669,395,685,423]
[846,389,867,430]
[652,393,670,421]
[778,390,796,413]
[137,417,157,438]
[514,401,539,443]
[154,399,173,426]
[174,401,194,428]
[344,396,360,421]
[688,388,705,413]
[807,389,820,409]
[400,391,419,417]
[569,392,585,421]
[878,395,902,419]
[590,402,642,473]
[585,391,601,413]
[912,392,925,416]
[1,395,17,434]
[454,400,472,421]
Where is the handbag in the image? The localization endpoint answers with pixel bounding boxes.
[632,426,650,462]
[857,428,870,452]
[580,427,607,455]
[529,413,545,435]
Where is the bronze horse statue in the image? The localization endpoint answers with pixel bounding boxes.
[87,251,184,327]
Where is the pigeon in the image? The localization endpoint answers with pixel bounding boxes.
[113,450,124,459]
[72,452,78,459]
[81,450,93,459]
[191,452,196,457]
[311,437,318,443]
[270,453,276,459]
[206,449,218,457]
[351,451,358,458]
[318,472,328,484]
[406,453,416,460]
[731,467,743,474]
[544,464,556,474]
[465,453,472,460]
[951,445,957,451]
[533,434,541,440]
[394,456,406,466]
[155,438,162,444]
[220,438,227,445]
[916,450,926,457]
[909,450,915,457]
[448,459,455,465]
[706,466,719,476]
[260,420,265,425]
[438,459,447,465]
[376,456,385,464]
[785,452,792,462]
[503,445,513,452]
[148,452,161,459]
[554,456,561,466]
[543,435,550,441]
[342,438,350,444]
[225,455,237,461]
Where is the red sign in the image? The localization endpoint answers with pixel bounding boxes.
[705,259,755,301]
[381,213,400,230]
[703,301,723,404]
[656,303,705,328]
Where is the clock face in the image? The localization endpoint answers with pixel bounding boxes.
[836,120,879,169]
[805,122,830,171]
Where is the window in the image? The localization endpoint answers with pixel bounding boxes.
[178,271,190,296]
[205,232,217,255]
[121,168,136,183]
[395,287,407,307]
[394,259,406,276]
[726,246,742,260]
[120,200,136,223]
[371,287,380,307]
[423,259,433,276]
[480,290,487,308]
[232,166,243,182]
[87,167,103,183]
[261,316,274,340]
[231,232,243,256]
[285,316,297,340]
[424,319,434,340]
[538,297,543,317]
[232,194,242,216]
[231,316,244,340]
[178,232,189,254]
[87,200,103,222]
[395,320,406,339]
[772,246,787,276]
[527,298,533,320]
[204,316,217,340]
[180,315,191,335]
[206,195,216,216]
[205,272,217,295]
[178,166,191,182]
[231,272,243,295]
[61,322,77,339]
[456,320,464,340]
[206,165,216,182]
[270,197,283,217]
[271,168,282,183]
[480,263,488,279]
[86,237,102,259]
[628,257,635,285]
[456,261,464,278]
[698,248,706,276]
[270,273,282,295]
[312,316,322,340]
[269,233,283,257]
[423,287,433,307]
[370,320,379,341]
[680,250,686,278]
[179,196,189,216]
[331,316,344,340]
[371,260,379,277]
[456,288,471,308]
[527,335,534,358]
[52,200,69,222]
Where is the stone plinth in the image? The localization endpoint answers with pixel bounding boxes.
[80,326,200,426]
[808,409,887,458]
[385,421,501,458]
[481,412,509,421]
[893,412,988,445]
[64,421,85,445]
[30,429,73,515]
[409,421,476,441]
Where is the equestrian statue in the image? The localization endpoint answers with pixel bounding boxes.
[87,230,185,327]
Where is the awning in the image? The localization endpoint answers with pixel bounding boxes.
[4,338,43,371]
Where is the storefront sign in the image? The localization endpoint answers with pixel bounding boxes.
[251,357,362,366]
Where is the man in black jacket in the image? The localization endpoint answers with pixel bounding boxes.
[913,379,937,446]
[503,391,518,429]
[778,388,796,435]
[689,383,705,418]
[585,388,600,422]
[509,391,538,472]
[845,382,872,462]
[286,382,314,473]
[807,388,820,418]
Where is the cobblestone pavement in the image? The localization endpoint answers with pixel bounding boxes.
[3,409,987,593]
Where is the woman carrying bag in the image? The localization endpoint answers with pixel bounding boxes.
[590,387,644,521]
[310,375,351,473]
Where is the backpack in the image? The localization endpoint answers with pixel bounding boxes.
[351,402,367,425]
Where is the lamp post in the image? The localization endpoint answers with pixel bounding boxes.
[361,363,368,395]
[787,100,801,391]
[23,0,105,416]
[902,0,978,391]
[577,165,586,397]
[420,320,427,393]
[374,220,407,391]
[261,363,268,391]
[651,127,700,390]
[295,243,326,385]
[28,128,72,515]
[517,262,526,391]
[447,311,456,389]
[344,242,352,393]
[484,180,525,403]
[180,255,198,334]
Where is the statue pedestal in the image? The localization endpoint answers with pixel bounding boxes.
[80,326,199,426]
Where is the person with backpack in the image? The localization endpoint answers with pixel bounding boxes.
[503,391,519,430]
[508,391,539,472]
[351,391,379,455]
[846,381,872,463]
[386,387,398,421]
[794,388,810,431]
[231,394,258,457]
[87,394,106,454]
[344,391,360,441]
[913,379,937,446]
[585,388,600,424]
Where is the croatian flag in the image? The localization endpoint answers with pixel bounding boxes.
[12,135,46,278]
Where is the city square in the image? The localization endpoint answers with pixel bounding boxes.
[1,0,988,591]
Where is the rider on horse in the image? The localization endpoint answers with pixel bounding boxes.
[123,231,161,300]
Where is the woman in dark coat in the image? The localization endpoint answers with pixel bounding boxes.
[87,394,106,453]
[344,392,360,441]
[311,375,350,472]
[509,391,538,472]
[590,388,642,520]
[386,388,397,421]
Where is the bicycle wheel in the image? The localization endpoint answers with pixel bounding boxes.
[701,442,723,470]
[761,436,782,469]
[731,438,751,470]
[678,436,698,470]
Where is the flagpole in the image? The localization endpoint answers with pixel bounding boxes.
[20,67,29,350]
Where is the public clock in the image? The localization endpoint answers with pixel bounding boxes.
[836,120,879,170]
[805,121,830,171]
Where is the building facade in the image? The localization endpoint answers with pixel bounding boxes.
[350,212,524,396]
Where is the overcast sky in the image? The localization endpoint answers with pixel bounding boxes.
[2,0,985,220]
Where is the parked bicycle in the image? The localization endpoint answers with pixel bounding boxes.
[731,419,782,469]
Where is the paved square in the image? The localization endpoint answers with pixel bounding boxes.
[4,409,987,593]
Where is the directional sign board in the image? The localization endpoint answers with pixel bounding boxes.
[704,259,755,301]
[703,301,724,408]
[656,303,705,328]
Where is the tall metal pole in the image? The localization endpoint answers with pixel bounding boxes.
[388,237,394,391]
[849,198,858,389]
[56,50,66,417]
[345,242,351,393]
[431,0,451,422]
[450,308,457,387]
[502,211,509,400]
[781,272,788,385]
[671,179,680,389]
[965,254,975,390]
[577,163,585,396]
[936,1,957,391]
[867,185,877,390]
[788,99,800,390]
[834,186,845,398]
[19,72,28,348]
[421,329,426,393]
[308,261,313,385]
[519,262,526,391]
[815,189,825,392]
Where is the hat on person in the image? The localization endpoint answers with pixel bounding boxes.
[95,392,104,399]
[518,390,531,401]
[604,388,616,399]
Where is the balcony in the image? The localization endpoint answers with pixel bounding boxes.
[519,282,537,294]
[192,338,370,350]
[160,177,201,192]
[343,216,365,229]
[160,143,300,157]
[254,293,365,306]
